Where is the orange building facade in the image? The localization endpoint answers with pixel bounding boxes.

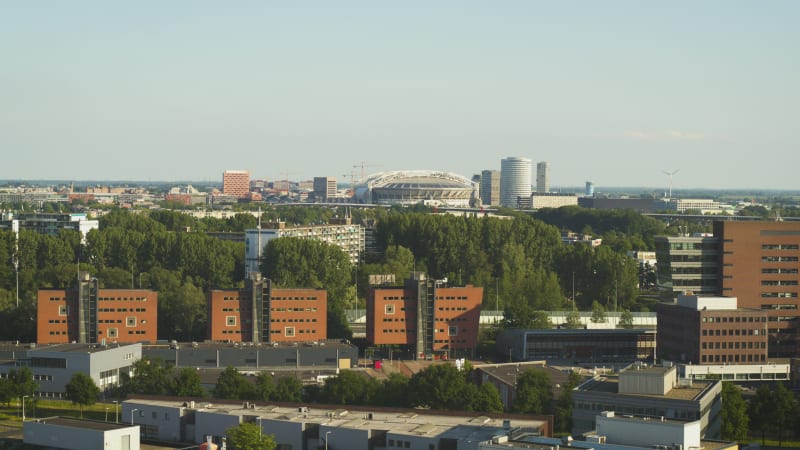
[37,278,157,344]
[208,276,327,343]
[222,170,250,198]
[367,273,483,359]
[714,221,800,357]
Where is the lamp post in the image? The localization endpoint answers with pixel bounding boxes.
[22,395,29,422]
[325,431,332,450]
[105,407,109,422]
[131,408,139,425]
[257,417,262,440]
[571,271,576,311]
[113,400,119,423]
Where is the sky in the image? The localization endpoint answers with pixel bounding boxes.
[1,2,798,190]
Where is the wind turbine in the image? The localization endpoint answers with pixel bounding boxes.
[662,169,680,199]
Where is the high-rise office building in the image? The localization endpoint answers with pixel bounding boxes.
[479,170,501,206]
[500,157,531,208]
[536,161,550,193]
[713,220,800,357]
[312,176,337,201]
[222,170,250,198]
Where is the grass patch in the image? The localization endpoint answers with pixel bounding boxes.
[0,399,122,423]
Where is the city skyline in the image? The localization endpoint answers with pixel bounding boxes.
[2,2,798,190]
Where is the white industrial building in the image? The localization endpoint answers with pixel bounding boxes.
[0,343,141,398]
[122,398,551,450]
[24,417,140,450]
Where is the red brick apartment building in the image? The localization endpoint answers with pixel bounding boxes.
[37,274,157,344]
[208,275,327,343]
[714,221,800,357]
[367,272,483,359]
[657,295,767,364]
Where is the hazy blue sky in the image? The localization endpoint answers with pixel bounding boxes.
[1,2,797,190]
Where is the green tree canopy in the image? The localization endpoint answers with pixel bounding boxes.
[225,422,276,450]
[172,368,206,398]
[215,367,255,400]
[261,237,353,338]
[512,369,552,414]
[65,372,100,418]
[720,382,748,442]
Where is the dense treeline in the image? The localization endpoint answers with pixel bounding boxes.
[533,206,667,251]
[368,212,642,320]
[1,205,660,341]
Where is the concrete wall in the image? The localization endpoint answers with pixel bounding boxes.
[24,420,140,450]
[596,413,701,448]
[122,401,183,442]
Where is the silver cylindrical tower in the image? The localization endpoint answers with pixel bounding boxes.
[500,156,532,208]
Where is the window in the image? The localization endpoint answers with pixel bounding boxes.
[448,326,458,336]
[226,316,237,327]
[126,316,137,327]
[107,328,118,338]
[385,304,395,315]
[285,327,295,337]
[58,305,68,316]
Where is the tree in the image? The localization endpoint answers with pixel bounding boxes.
[172,368,205,398]
[720,382,748,442]
[65,373,100,418]
[273,376,302,402]
[320,370,378,405]
[554,371,582,432]
[8,367,38,403]
[564,310,582,329]
[123,358,174,396]
[749,384,772,444]
[254,372,275,402]
[375,373,413,408]
[409,363,473,410]
[0,378,15,407]
[619,309,634,329]
[590,301,607,323]
[771,382,797,446]
[471,383,504,413]
[513,369,552,414]
[225,422,276,450]
[215,367,254,400]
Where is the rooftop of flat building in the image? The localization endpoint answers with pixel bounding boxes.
[578,376,713,401]
[126,397,549,438]
[27,416,136,431]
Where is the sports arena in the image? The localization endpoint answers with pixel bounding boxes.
[354,170,478,207]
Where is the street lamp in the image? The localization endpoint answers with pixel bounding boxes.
[112,400,119,423]
[571,271,576,311]
[22,395,29,422]
[131,408,139,425]
[325,431,332,450]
